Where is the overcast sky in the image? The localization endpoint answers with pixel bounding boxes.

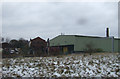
[2,2,118,40]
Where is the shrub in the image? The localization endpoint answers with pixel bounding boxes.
[84,43,103,53]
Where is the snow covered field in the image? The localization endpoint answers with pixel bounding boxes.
[2,53,120,77]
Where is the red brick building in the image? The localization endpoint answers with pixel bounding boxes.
[29,37,47,55]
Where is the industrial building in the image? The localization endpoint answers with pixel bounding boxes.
[50,28,120,53]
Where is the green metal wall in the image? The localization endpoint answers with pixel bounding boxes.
[50,35,120,52]
[114,39,120,52]
[74,36,119,52]
[50,35,75,46]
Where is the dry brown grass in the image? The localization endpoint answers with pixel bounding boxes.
[63,52,119,57]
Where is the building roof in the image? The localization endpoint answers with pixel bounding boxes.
[31,37,46,42]
[51,35,120,40]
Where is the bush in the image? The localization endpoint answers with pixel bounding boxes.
[95,48,103,52]
[84,43,103,53]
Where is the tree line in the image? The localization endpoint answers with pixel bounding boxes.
[2,37,61,58]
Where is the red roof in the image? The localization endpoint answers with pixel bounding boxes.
[31,37,46,42]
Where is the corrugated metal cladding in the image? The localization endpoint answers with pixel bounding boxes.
[50,35,120,53]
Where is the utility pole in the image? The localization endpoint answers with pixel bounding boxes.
[47,38,50,55]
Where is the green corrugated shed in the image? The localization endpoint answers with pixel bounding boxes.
[50,35,120,53]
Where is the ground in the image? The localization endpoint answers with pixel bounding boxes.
[2,53,120,77]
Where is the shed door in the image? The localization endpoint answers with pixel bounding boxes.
[63,47,68,53]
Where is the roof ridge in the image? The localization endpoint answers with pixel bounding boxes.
[59,34,120,39]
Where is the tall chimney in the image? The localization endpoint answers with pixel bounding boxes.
[106,28,109,37]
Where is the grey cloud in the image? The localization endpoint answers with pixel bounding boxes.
[2,2,118,40]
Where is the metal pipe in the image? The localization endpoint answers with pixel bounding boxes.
[111,36,114,53]
[106,28,109,37]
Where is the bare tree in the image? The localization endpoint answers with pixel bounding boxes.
[5,37,10,43]
[19,38,25,41]
[2,37,4,42]
[0,37,5,43]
